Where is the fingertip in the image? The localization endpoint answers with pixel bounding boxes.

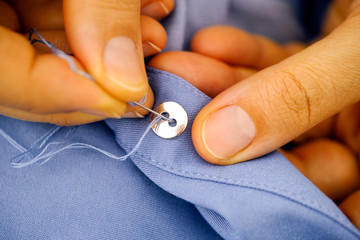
[141,0,175,20]
[124,86,154,118]
[190,25,255,64]
[149,51,237,98]
[339,190,360,230]
[64,0,148,103]
[0,1,21,31]
[192,103,256,165]
[102,36,149,101]
[191,25,288,69]
[190,25,233,57]
[334,102,360,154]
[140,15,167,57]
[288,139,360,202]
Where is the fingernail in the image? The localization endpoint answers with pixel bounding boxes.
[104,36,143,87]
[202,105,256,159]
[142,41,162,56]
[159,1,170,14]
[141,1,170,16]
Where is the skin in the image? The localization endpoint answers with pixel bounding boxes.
[0,0,174,125]
[149,0,360,229]
[1,0,359,231]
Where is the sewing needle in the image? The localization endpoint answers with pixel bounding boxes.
[130,101,175,123]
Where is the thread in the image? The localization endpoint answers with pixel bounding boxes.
[0,29,166,168]
[28,29,94,80]
[29,29,173,121]
[0,129,27,152]
[9,116,161,168]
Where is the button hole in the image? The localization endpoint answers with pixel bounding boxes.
[168,118,177,127]
[161,112,177,127]
[161,112,170,118]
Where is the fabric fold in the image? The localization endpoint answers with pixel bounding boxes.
[106,68,360,240]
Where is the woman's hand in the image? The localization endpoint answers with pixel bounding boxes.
[0,0,174,125]
[149,0,360,229]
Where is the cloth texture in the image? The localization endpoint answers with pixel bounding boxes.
[1,67,359,239]
[0,0,357,239]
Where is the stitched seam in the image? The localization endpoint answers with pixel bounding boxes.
[135,69,339,216]
[116,136,360,237]
[132,147,360,237]
[127,68,360,236]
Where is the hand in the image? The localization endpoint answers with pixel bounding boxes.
[149,1,360,229]
[150,1,360,164]
[0,0,174,125]
[282,102,360,229]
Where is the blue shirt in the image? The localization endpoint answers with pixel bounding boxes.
[1,0,357,239]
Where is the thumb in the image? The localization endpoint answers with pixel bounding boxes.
[192,10,360,165]
[63,0,148,102]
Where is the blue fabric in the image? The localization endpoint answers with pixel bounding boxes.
[1,68,360,239]
[0,106,221,239]
[163,0,305,52]
[1,0,359,239]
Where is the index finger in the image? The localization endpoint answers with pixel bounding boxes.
[0,26,126,117]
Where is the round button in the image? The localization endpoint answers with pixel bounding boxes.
[150,101,188,139]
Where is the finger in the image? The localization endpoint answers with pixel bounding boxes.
[149,51,255,98]
[0,26,126,118]
[140,15,167,57]
[0,0,20,31]
[322,0,352,35]
[191,14,360,164]
[26,30,72,54]
[281,139,360,202]
[0,83,154,125]
[0,105,105,126]
[10,0,64,31]
[292,116,335,144]
[123,86,154,118]
[339,190,360,230]
[191,26,305,69]
[28,16,167,57]
[141,0,175,20]
[63,0,148,103]
[334,102,360,154]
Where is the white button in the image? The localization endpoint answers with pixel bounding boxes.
[150,101,188,139]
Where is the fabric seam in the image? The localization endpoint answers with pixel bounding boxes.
[125,144,360,238]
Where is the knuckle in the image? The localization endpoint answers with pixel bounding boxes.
[272,69,312,127]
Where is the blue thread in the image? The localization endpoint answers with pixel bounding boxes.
[29,29,94,80]
[28,28,148,106]
[8,29,163,168]
[10,116,161,168]
[38,126,63,148]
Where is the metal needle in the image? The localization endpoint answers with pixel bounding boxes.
[130,101,175,123]
[27,29,175,124]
